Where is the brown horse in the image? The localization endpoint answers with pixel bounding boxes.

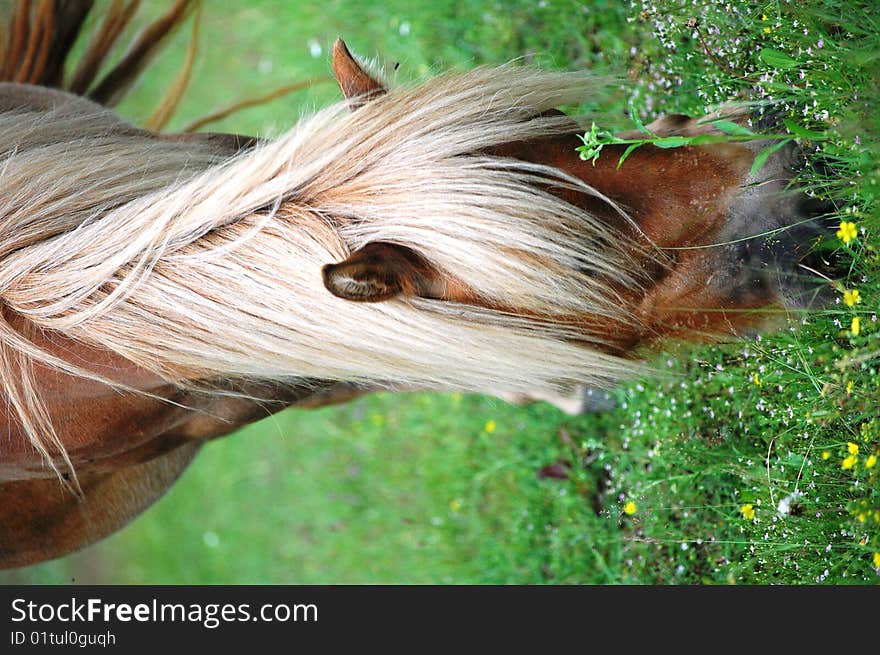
[0,2,821,569]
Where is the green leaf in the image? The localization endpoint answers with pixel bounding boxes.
[687,134,732,145]
[758,48,800,70]
[749,138,794,176]
[782,118,827,140]
[652,136,691,149]
[616,143,642,169]
[628,102,651,134]
[576,142,604,164]
[711,119,755,136]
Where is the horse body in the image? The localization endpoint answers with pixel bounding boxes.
[0,5,820,569]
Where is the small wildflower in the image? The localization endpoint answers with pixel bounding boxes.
[848,442,860,455]
[449,498,462,512]
[740,504,756,520]
[866,454,877,468]
[842,454,858,470]
[623,501,637,516]
[846,381,854,395]
[843,289,861,307]
[821,451,830,460]
[752,373,761,386]
[851,316,861,336]
[777,492,802,516]
[763,26,772,34]
[836,221,858,244]
[483,420,496,434]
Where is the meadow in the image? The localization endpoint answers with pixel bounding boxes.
[1,0,877,584]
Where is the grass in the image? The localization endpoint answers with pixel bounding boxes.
[1,0,877,584]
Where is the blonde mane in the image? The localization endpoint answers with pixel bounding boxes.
[0,65,646,476]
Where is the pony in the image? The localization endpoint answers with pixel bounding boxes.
[0,1,822,569]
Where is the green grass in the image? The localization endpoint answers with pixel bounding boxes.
[1,0,877,584]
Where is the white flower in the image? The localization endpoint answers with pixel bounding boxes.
[777,491,804,516]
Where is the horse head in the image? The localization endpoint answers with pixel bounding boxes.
[324,39,823,351]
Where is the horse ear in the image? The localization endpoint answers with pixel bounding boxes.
[322,242,444,302]
[332,38,387,108]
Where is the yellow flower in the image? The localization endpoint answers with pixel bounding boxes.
[842,454,858,470]
[846,381,854,395]
[848,442,860,455]
[752,373,761,386]
[851,316,861,335]
[858,512,867,523]
[873,552,880,569]
[763,26,772,34]
[623,501,637,515]
[866,454,877,468]
[484,420,496,434]
[740,504,756,520]
[821,451,830,460]
[836,221,858,244]
[843,289,861,307]
[449,498,462,512]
